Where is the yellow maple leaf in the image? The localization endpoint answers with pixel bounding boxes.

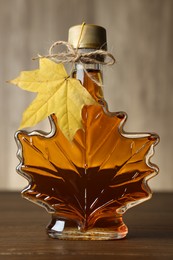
[9,58,97,141]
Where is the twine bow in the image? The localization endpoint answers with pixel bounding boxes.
[33,22,116,87]
[35,40,116,65]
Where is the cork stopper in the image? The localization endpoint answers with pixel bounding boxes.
[68,24,107,50]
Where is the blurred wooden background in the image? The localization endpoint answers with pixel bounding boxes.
[0,0,173,191]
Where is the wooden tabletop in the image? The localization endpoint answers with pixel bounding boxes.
[0,192,173,259]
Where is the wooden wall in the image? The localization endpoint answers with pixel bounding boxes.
[0,0,173,191]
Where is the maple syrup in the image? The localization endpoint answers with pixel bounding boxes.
[17,68,158,240]
[15,24,159,240]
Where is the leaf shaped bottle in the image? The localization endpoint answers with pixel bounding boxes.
[15,24,159,240]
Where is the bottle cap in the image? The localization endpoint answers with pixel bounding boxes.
[68,24,107,50]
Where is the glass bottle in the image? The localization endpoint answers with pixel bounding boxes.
[15,24,159,240]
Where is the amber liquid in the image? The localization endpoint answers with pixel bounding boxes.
[17,68,159,239]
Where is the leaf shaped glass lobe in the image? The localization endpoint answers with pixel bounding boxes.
[16,104,159,230]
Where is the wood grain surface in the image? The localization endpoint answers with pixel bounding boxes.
[0,192,172,259]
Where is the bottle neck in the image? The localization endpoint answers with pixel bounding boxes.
[72,51,104,102]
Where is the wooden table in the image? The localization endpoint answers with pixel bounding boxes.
[0,192,173,259]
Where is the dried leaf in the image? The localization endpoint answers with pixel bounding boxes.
[10,58,97,140]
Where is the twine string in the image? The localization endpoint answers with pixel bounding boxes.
[76,22,86,50]
[36,40,116,66]
[34,23,116,87]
